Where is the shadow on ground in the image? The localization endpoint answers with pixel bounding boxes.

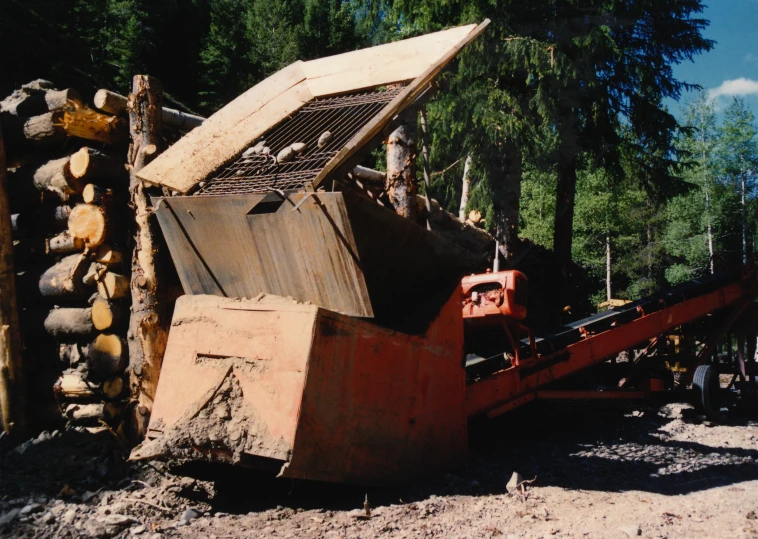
[2,398,757,516]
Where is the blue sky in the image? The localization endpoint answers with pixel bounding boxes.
[671,0,758,117]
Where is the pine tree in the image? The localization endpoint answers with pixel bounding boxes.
[719,97,758,266]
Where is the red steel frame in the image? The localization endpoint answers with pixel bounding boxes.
[466,272,758,419]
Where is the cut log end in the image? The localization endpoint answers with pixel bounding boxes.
[97,272,130,300]
[68,204,108,247]
[89,333,127,379]
[92,298,123,330]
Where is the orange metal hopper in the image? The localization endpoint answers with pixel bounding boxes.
[132,290,467,485]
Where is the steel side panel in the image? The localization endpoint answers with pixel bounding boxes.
[153,194,373,317]
[283,289,467,484]
[147,295,319,459]
[467,280,752,418]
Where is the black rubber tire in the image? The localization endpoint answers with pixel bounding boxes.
[693,364,721,421]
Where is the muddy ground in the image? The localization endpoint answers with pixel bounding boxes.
[2,398,758,539]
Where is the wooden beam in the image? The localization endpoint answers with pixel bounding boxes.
[0,125,26,435]
[134,62,308,194]
[310,20,490,191]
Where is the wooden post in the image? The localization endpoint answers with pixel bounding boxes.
[386,109,419,222]
[0,125,26,435]
[127,75,169,439]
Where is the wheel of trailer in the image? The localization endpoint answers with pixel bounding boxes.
[693,365,721,421]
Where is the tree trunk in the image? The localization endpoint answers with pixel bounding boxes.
[742,173,748,266]
[127,75,170,433]
[606,233,612,302]
[418,107,432,230]
[488,138,522,261]
[39,253,89,299]
[44,307,94,337]
[458,155,472,222]
[553,146,578,274]
[0,126,26,435]
[386,110,419,222]
[705,187,714,274]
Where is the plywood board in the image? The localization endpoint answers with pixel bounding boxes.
[310,20,490,190]
[134,24,487,194]
[303,24,477,97]
[136,63,309,193]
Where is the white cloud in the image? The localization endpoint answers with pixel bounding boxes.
[708,78,758,101]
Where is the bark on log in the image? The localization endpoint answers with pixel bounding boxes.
[55,372,97,399]
[44,307,94,337]
[59,342,88,367]
[44,89,83,111]
[82,184,114,205]
[46,230,84,255]
[1,86,81,116]
[65,403,104,422]
[0,125,26,434]
[69,147,127,181]
[97,272,130,300]
[89,333,127,380]
[351,165,386,187]
[386,111,419,221]
[94,89,205,130]
[23,112,66,145]
[52,204,74,230]
[68,203,108,247]
[91,298,124,331]
[32,155,80,200]
[127,75,170,434]
[38,253,89,298]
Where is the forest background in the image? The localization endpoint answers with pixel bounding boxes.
[2,0,757,311]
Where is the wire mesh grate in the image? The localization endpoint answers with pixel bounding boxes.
[195,86,403,196]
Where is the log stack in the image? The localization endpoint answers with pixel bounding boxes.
[1,81,133,430]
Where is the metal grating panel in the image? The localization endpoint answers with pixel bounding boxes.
[196,86,403,196]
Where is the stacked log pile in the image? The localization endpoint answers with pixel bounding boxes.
[1,80,131,431]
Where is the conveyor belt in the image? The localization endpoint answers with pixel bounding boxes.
[465,271,742,375]
[524,271,740,358]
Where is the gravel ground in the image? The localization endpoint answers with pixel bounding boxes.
[2,398,758,538]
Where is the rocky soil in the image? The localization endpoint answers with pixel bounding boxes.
[2,398,758,538]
